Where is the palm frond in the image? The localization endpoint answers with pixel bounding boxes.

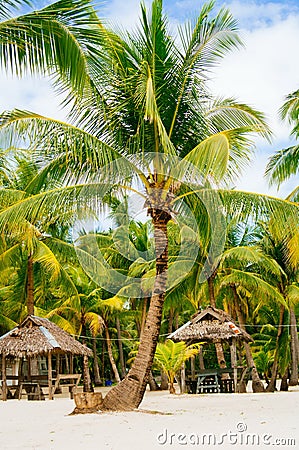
[286,284,299,307]
[265,145,299,186]
[221,246,284,279]
[183,128,259,182]
[85,311,105,336]
[0,0,101,98]
[221,269,287,307]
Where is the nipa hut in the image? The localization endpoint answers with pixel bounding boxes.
[169,307,253,392]
[0,315,92,401]
[169,306,253,344]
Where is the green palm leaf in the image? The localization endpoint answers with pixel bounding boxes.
[221,269,287,306]
[265,145,299,186]
[0,0,101,99]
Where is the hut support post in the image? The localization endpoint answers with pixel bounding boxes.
[28,356,31,380]
[56,354,60,376]
[191,356,196,381]
[65,354,70,374]
[230,338,238,393]
[48,353,53,400]
[2,354,7,401]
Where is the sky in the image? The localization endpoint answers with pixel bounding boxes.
[1,0,298,198]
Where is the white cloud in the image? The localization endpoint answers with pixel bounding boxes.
[210,15,299,137]
[208,9,299,195]
[102,0,150,30]
[226,0,299,28]
[0,74,66,120]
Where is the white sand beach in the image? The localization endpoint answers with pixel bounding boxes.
[0,386,298,450]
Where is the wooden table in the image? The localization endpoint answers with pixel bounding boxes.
[189,367,250,394]
[18,381,45,400]
[196,370,221,394]
[53,374,81,399]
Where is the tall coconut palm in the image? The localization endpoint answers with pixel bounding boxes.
[220,219,299,391]
[258,221,299,389]
[0,0,290,412]
[47,266,125,388]
[0,155,80,318]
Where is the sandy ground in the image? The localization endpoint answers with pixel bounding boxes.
[0,386,298,450]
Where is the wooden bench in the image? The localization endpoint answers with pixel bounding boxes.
[53,374,81,399]
[1,376,24,399]
[218,367,251,393]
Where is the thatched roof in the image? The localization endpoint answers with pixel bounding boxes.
[168,307,253,343]
[0,315,93,358]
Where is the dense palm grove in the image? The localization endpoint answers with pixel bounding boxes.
[0,0,298,410]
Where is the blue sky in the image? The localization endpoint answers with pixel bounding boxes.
[1,0,299,197]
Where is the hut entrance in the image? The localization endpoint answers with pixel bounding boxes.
[169,307,254,394]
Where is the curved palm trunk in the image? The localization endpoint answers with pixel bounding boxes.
[102,210,170,411]
[139,298,160,390]
[232,287,265,392]
[289,308,299,386]
[280,369,289,391]
[148,371,160,391]
[266,305,285,392]
[105,325,121,383]
[207,276,227,372]
[116,316,126,379]
[92,337,102,386]
[27,255,34,316]
[81,324,93,393]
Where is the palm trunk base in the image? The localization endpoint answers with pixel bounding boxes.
[288,377,298,386]
[251,368,265,392]
[148,371,160,391]
[266,379,276,392]
[160,371,169,390]
[169,383,176,394]
[102,376,145,411]
[71,392,103,415]
[252,380,265,393]
[280,371,289,391]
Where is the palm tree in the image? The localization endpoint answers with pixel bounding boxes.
[0,0,289,412]
[258,221,299,389]
[220,219,299,391]
[47,267,126,388]
[154,340,201,394]
[0,155,79,318]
